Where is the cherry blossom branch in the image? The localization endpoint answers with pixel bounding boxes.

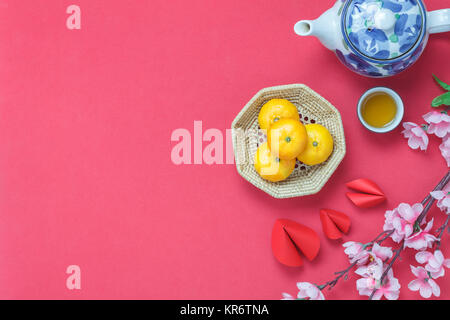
[316,171,450,297]
[317,261,358,291]
[368,170,450,300]
[288,171,450,300]
[435,215,450,250]
[368,241,404,300]
[316,229,393,291]
[376,229,394,244]
[368,197,435,300]
[419,171,450,213]
[416,196,437,226]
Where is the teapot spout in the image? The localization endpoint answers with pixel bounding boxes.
[293,20,315,37]
[294,4,341,51]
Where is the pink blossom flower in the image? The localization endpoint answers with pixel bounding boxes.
[343,241,391,266]
[357,267,400,300]
[423,111,450,138]
[371,270,401,300]
[430,184,450,214]
[370,243,393,262]
[281,292,295,300]
[404,219,436,251]
[383,208,398,234]
[416,250,450,279]
[383,203,424,243]
[402,122,429,151]
[356,259,383,297]
[343,241,370,265]
[408,266,440,298]
[296,282,325,300]
[355,257,383,281]
[439,134,450,167]
[356,275,378,297]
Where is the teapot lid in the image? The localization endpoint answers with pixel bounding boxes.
[342,0,425,61]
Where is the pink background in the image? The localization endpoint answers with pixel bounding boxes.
[0,0,449,299]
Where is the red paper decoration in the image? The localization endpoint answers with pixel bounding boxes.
[320,209,351,240]
[346,193,386,208]
[271,219,320,267]
[346,178,384,196]
[346,178,386,208]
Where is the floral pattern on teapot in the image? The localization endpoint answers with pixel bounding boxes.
[334,0,427,77]
[344,0,423,60]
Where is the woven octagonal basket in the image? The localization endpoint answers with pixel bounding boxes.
[232,84,346,199]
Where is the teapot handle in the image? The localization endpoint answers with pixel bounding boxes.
[427,9,450,34]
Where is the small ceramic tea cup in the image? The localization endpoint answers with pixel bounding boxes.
[357,87,404,133]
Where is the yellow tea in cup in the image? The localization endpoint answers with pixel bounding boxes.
[357,87,404,133]
[360,93,397,128]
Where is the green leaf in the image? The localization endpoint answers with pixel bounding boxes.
[433,74,450,91]
[432,92,450,107]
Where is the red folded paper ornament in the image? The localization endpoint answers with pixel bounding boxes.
[346,178,384,196]
[320,209,351,240]
[346,192,386,208]
[345,178,386,208]
[271,219,320,267]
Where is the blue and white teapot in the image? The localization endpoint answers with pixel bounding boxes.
[294,0,450,77]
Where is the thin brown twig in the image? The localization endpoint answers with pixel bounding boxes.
[317,261,358,291]
[435,215,450,250]
[376,229,395,244]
